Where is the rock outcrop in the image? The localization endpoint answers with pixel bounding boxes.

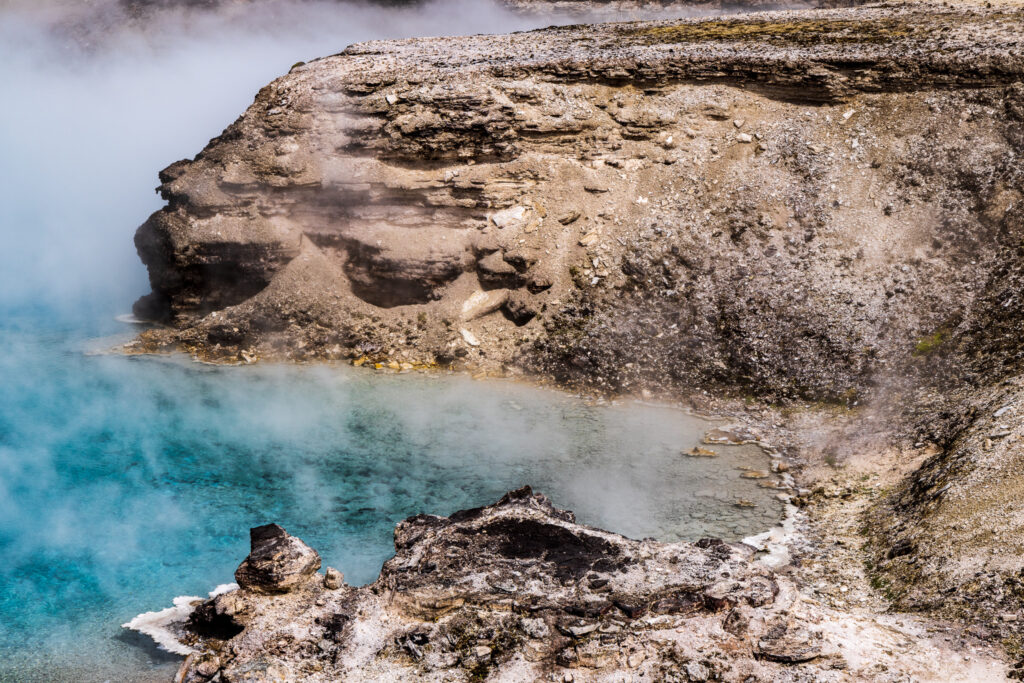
[233,523,322,593]
[168,488,1008,682]
[132,3,1024,400]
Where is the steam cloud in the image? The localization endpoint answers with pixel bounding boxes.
[0,0,609,322]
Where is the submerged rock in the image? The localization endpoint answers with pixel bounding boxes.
[705,426,762,446]
[234,523,321,593]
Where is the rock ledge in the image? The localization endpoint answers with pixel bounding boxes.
[165,488,1006,682]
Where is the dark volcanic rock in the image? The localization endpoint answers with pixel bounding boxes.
[234,523,321,593]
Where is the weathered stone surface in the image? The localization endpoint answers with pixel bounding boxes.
[754,620,822,663]
[323,567,344,590]
[234,523,322,593]
[130,4,1024,408]
[460,288,510,321]
[164,488,1007,682]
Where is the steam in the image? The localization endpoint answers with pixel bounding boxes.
[0,344,779,677]
[0,0,613,323]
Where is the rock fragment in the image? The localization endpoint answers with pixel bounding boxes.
[234,523,321,593]
[558,210,582,225]
[503,291,539,325]
[324,567,344,590]
[755,622,823,663]
[491,205,529,229]
[460,288,510,321]
[704,426,760,445]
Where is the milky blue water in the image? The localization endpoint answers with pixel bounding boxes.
[0,2,777,681]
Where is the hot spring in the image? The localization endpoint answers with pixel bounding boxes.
[0,323,782,681]
[0,2,782,681]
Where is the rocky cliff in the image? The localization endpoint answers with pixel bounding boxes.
[130,2,1024,678]
[133,3,1024,399]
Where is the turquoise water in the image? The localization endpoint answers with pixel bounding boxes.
[0,318,781,681]
[0,3,780,681]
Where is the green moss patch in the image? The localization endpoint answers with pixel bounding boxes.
[912,329,948,357]
[623,17,919,47]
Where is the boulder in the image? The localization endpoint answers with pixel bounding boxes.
[234,524,321,593]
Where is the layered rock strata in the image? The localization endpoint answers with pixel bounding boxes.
[133,3,1024,400]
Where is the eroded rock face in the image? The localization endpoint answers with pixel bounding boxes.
[866,377,1024,634]
[234,523,322,593]
[131,5,1024,405]
[170,488,1006,682]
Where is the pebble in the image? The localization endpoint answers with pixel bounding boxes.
[627,652,646,668]
[685,661,711,681]
[195,659,220,677]
[737,133,753,143]
[558,210,581,225]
